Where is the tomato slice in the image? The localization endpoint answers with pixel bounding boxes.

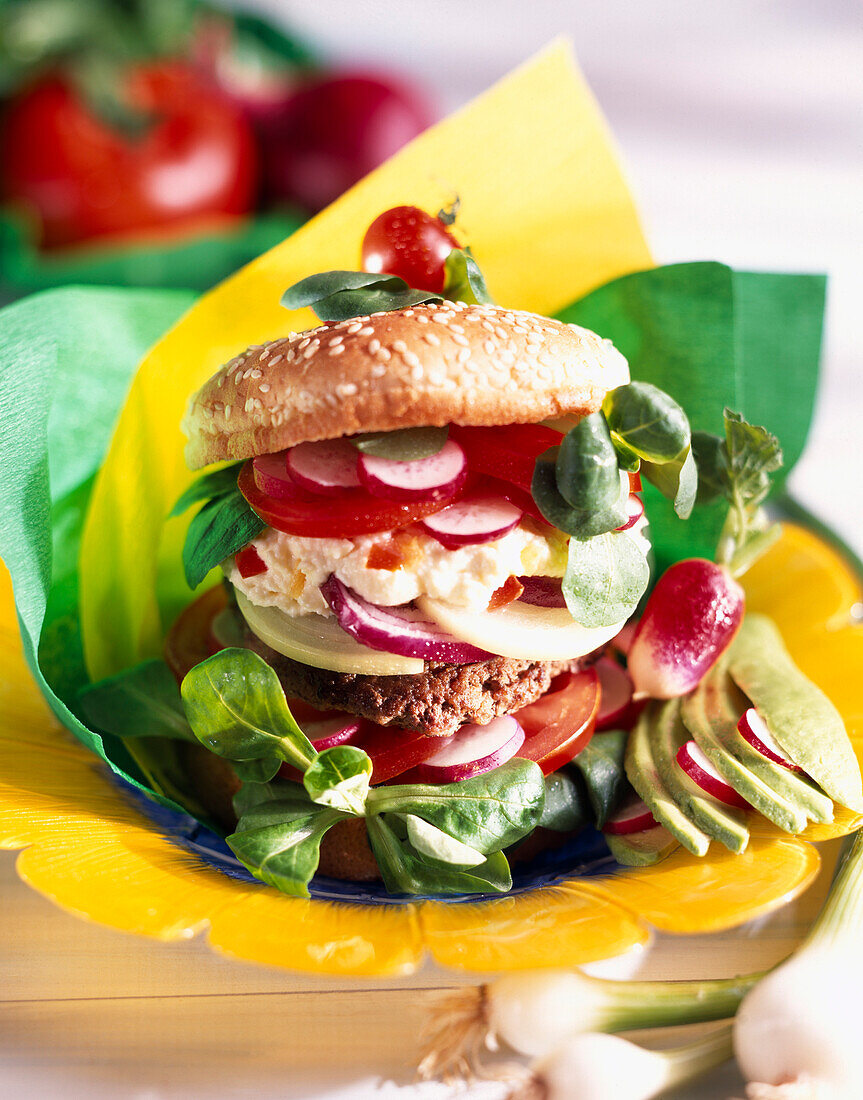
[514,667,600,775]
[356,723,448,783]
[238,458,463,538]
[451,424,562,491]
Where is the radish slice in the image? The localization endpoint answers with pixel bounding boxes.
[615,494,645,532]
[517,576,567,609]
[253,451,302,500]
[738,708,805,773]
[595,657,635,730]
[416,716,525,783]
[357,439,467,502]
[305,715,363,750]
[611,619,639,656]
[603,794,658,836]
[287,438,360,494]
[321,575,492,664]
[420,495,522,549]
[677,739,750,809]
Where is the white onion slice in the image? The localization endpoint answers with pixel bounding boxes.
[234,590,424,675]
[287,439,361,494]
[416,716,525,782]
[357,439,467,502]
[615,494,645,532]
[420,496,522,549]
[321,575,491,664]
[416,594,625,661]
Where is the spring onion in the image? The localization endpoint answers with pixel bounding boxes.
[506,1028,733,1100]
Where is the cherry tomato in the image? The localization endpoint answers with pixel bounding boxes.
[361,205,458,293]
[238,457,464,538]
[259,75,431,213]
[450,424,563,491]
[1,63,257,249]
[514,668,600,775]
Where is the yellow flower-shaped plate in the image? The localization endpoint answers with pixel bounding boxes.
[1,519,861,977]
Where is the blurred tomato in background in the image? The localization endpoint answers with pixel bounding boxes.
[0,0,432,289]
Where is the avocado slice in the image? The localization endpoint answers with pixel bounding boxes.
[605,823,678,867]
[650,698,749,853]
[705,666,834,824]
[727,614,863,812]
[626,704,713,856]
[682,671,808,834]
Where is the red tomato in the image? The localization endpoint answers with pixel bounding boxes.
[238,458,463,538]
[514,668,600,775]
[164,585,229,682]
[450,424,562,491]
[361,205,458,293]
[235,545,267,578]
[1,63,257,249]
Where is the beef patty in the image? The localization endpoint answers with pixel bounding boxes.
[234,611,582,736]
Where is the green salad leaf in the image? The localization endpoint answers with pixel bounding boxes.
[281,270,442,322]
[562,530,650,629]
[442,248,494,306]
[228,783,346,897]
[366,815,513,896]
[351,426,449,461]
[538,770,591,832]
[692,409,784,574]
[367,758,545,854]
[180,648,317,778]
[169,463,245,519]
[641,445,697,519]
[556,413,620,512]
[303,745,373,815]
[182,492,265,590]
[572,729,629,828]
[78,659,195,742]
[532,453,628,540]
[602,382,691,464]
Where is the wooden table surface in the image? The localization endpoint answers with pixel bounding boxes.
[0,837,840,1099]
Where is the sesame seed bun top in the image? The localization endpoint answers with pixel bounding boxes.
[181,301,629,470]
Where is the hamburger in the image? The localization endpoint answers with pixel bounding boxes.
[163,290,661,892]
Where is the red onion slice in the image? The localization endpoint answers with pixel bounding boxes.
[357,439,467,502]
[321,575,492,664]
[517,576,567,608]
[287,438,361,494]
[615,493,645,532]
[416,716,525,783]
[420,495,522,549]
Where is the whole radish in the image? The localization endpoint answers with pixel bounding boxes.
[627,558,744,699]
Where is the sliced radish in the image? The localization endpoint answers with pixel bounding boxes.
[305,715,363,750]
[415,715,525,783]
[357,439,467,502]
[604,794,658,835]
[627,559,745,699]
[252,451,300,500]
[595,657,636,731]
[615,494,645,532]
[287,438,360,495]
[517,576,567,609]
[420,495,522,549]
[738,708,805,773]
[677,739,750,809]
[321,575,492,664]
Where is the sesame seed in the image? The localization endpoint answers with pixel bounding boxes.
[424,332,441,347]
[392,339,408,353]
[376,347,391,362]
[482,321,495,333]
[336,383,358,397]
[450,324,465,335]
[269,355,283,366]
[416,314,429,324]
[458,347,471,364]
[368,338,381,354]
[432,315,449,324]
[404,351,421,369]
[411,364,424,381]
[483,340,495,354]
[298,338,310,350]
[429,369,445,386]
[403,310,415,318]
[224,405,232,420]
[451,333,470,347]
[371,364,387,378]
[358,326,374,336]
[329,336,344,347]
[259,383,270,393]
[346,322,362,334]
[331,345,346,356]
